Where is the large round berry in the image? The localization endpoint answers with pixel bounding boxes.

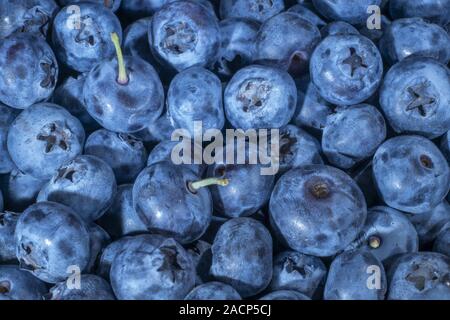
[52,2,122,72]
[270,165,367,257]
[373,135,450,214]
[310,34,383,106]
[150,1,220,72]
[0,33,58,109]
[7,103,85,180]
[379,57,450,138]
[210,218,273,298]
[15,201,90,283]
[224,65,297,129]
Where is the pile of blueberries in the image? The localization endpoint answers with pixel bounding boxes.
[0,0,450,301]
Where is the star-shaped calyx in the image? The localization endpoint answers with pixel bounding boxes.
[36,123,70,153]
[56,166,76,182]
[21,7,50,36]
[406,83,436,117]
[284,257,307,277]
[342,47,368,77]
[157,246,184,283]
[74,17,98,46]
[405,263,440,291]
[161,22,196,55]
[238,80,272,113]
[279,131,298,163]
[251,0,274,13]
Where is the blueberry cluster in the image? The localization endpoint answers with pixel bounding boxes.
[0,0,450,301]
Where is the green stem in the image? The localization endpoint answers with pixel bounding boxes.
[110,32,128,85]
[188,178,229,193]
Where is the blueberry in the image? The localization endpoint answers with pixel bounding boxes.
[389,0,450,27]
[52,74,99,132]
[255,12,321,76]
[269,165,367,257]
[52,3,122,72]
[184,282,241,300]
[293,77,336,131]
[86,223,111,273]
[441,131,450,162]
[219,0,285,23]
[0,212,19,263]
[206,162,275,218]
[312,0,383,25]
[224,65,297,130]
[214,18,260,79]
[322,104,387,169]
[0,265,47,300]
[433,226,450,257]
[310,34,383,106]
[185,240,212,285]
[0,33,58,109]
[346,206,419,262]
[132,162,215,244]
[131,111,175,144]
[2,0,450,301]
[0,104,18,174]
[96,234,155,279]
[379,57,450,138]
[190,0,218,16]
[58,0,122,12]
[373,135,450,214]
[84,129,148,184]
[15,201,90,283]
[150,1,221,72]
[259,290,311,300]
[278,124,323,174]
[387,252,450,300]
[123,1,219,21]
[288,4,326,28]
[97,184,147,239]
[0,0,59,39]
[38,155,117,223]
[119,0,167,19]
[47,274,115,300]
[123,17,158,67]
[406,201,450,245]
[324,249,387,300]
[7,103,85,180]
[210,217,273,298]
[167,66,224,135]
[110,235,195,300]
[84,33,164,133]
[380,18,450,66]
[270,251,327,297]
[147,140,206,177]
[320,21,360,37]
[2,168,47,212]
